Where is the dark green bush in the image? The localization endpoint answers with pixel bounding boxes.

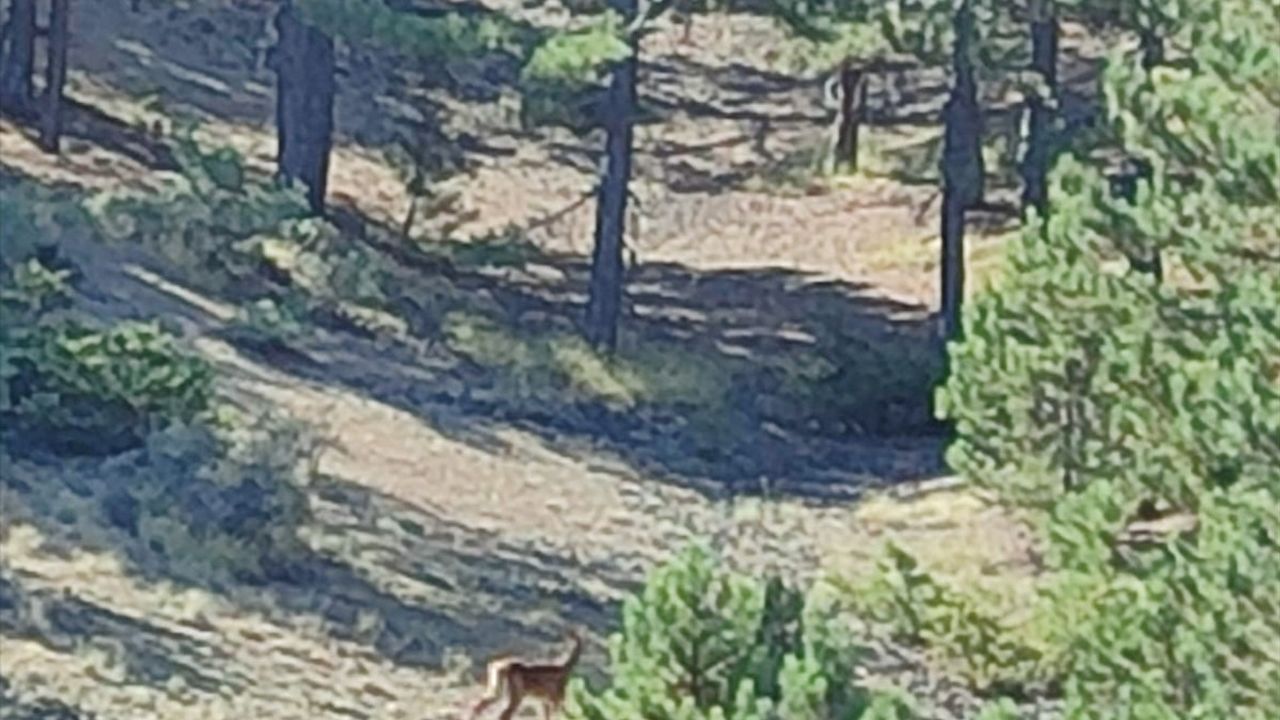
[0,192,214,456]
[565,544,906,720]
[4,320,213,456]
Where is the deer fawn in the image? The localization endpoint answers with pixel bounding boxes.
[469,630,583,720]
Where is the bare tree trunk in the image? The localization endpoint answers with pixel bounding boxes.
[38,0,68,153]
[583,0,638,353]
[270,1,334,215]
[1020,0,1057,215]
[832,61,867,174]
[939,0,983,340]
[1138,27,1163,69]
[0,0,36,114]
[939,191,966,340]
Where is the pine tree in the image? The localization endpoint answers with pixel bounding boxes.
[566,544,881,720]
[938,0,1280,714]
[266,0,527,215]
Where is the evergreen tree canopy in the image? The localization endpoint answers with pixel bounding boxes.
[938,0,1280,715]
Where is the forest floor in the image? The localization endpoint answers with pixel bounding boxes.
[0,1,1069,719]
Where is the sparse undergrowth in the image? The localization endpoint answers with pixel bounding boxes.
[1,186,321,584]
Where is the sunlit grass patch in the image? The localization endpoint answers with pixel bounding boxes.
[443,311,734,414]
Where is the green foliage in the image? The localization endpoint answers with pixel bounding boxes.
[519,16,629,129]
[231,295,309,347]
[843,544,1045,694]
[937,1,1280,716]
[90,130,397,334]
[443,309,735,426]
[785,333,943,435]
[297,0,528,62]
[772,20,891,74]
[3,319,214,456]
[972,698,1020,720]
[420,227,547,269]
[773,0,1022,70]
[89,127,311,292]
[1039,479,1280,720]
[0,179,94,271]
[8,409,320,583]
[240,217,391,309]
[522,15,629,86]
[566,544,888,720]
[937,0,1280,513]
[0,177,214,457]
[769,0,874,44]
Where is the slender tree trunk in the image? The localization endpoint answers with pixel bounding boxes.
[583,0,638,353]
[1021,0,1057,215]
[38,0,69,153]
[0,0,36,114]
[833,62,867,174]
[1138,27,1163,69]
[939,191,966,340]
[939,0,983,340]
[270,1,334,215]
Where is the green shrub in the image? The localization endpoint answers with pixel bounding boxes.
[230,295,310,347]
[0,178,95,271]
[5,409,320,583]
[3,319,213,456]
[841,544,1046,695]
[88,127,311,293]
[90,130,401,336]
[519,17,628,129]
[1044,480,1280,720]
[566,544,897,720]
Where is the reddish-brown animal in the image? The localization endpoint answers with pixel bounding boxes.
[470,630,583,720]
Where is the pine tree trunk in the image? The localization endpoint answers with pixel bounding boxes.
[939,0,983,340]
[1021,0,1057,214]
[1138,27,1163,69]
[583,0,638,353]
[944,2,983,210]
[0,0,36,114]
[939,191,966,340]
[832,63,867,174]
[270,2,335,215]
[38,0,68,153]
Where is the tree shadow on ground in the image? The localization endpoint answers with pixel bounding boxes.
[215,207,951,505]
[2,453,619,674]
[0,569,241,695]
[63,0,531,169]
[0,675,92,720]
[0,98,178,172]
